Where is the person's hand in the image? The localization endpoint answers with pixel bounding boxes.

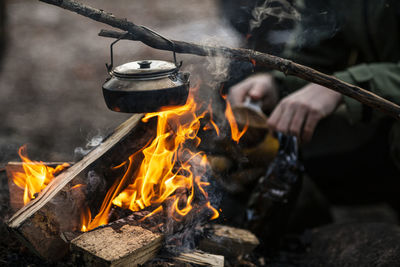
[228,74,279,112]
[268,83,343,143]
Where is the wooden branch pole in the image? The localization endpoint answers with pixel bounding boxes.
[39,0,400,120]
[7,114,156,260]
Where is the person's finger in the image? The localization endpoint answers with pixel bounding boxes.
[302,109,322,142]
[228,82,252,105]
[289,104,307,138]
[274,103,295,134]
[267,103,283,131]
[248,82,268,101]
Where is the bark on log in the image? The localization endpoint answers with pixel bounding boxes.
[199,224,259,258]
[5,162,73,212]
[38,0,400,120]
[71,223,163,266]
[7,114,156,260]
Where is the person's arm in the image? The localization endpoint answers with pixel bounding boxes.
[334,62,400,123]
[267,62,400,141]
[229,62,400,143]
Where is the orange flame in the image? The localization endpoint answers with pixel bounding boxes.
[11,145,70,205]
[81,86,219,231]
[222,95,248,143]
[202,102,220,136]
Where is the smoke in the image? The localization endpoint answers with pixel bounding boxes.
[286,7,339,49]
[249,0,301,32]
[248,0,340,52]
[74,134,104,160]
[197,37,232,91]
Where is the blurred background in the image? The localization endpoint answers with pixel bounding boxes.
[0,0,240,163]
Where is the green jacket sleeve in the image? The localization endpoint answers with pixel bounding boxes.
[334,62,400,124]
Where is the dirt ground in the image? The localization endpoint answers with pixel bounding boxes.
[0,0,240,265]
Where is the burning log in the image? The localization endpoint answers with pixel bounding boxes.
[39,0,400,119]
[6,114,155,260]
[199,224,260,258]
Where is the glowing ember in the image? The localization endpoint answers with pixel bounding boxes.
[11,145,70,205]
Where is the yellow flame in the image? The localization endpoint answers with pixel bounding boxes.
[11,145,69,205]
[112,87,218,219]
[81,87,219,231]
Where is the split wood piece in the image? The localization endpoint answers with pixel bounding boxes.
[7,114,156,260]
[199,224,259,258]
[5,162,73,212]
[71,224,163,267]
[171,250,224,267]
[39,0,400,120]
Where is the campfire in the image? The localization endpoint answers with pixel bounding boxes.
[6,85,262,265]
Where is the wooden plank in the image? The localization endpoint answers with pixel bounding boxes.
[6,114,156,260]
[171,250,224,267]
[71,224,163,267]
[199,224,259,258]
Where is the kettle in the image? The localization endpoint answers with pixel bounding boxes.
[102,35,190,113]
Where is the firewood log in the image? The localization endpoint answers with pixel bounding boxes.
[170,250,224,267]
[71,223,163,266]
[199,224,259,258]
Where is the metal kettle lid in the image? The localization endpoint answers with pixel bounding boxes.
[112,60,179,79]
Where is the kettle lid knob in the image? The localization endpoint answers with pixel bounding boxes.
[138,60,152,69]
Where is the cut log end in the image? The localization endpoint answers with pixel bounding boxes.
[71,224,163,267]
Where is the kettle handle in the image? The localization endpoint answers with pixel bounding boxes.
[105,33,128,74]
[140,26,181,68]
[105,27,181,75]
